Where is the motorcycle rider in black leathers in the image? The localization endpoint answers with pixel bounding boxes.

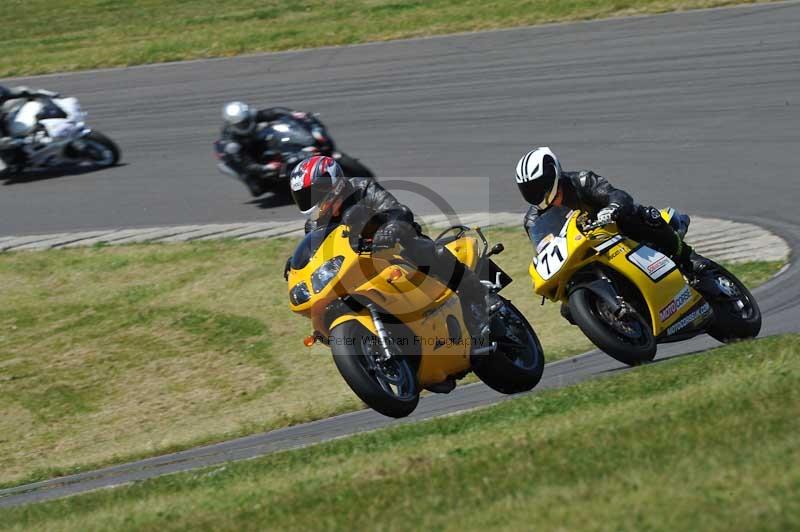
[516,147,708,274]
[217,101,316,197]
[0,85,61,169]
[289,155,500,339]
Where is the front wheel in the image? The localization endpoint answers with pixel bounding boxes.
[330,322,419,418]
[703,261,761,342]
[73,131,120,167]
[569,287,656,366]
[474,300,545,394]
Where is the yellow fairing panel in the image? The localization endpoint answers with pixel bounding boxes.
[329,310,377,336]
[348,264,471,386]
[605,244,703,336]
[445,236,479,270]
[289,225,473,387]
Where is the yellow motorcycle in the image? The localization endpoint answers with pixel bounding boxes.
[287,223,545,417]
[528,206,761,366]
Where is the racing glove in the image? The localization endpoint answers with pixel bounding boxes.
[372,220,415,250]
[596,203,621,226]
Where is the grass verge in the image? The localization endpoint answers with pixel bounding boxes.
[1,0,769,78]
[0,228,783,487]
[2,334,798,530]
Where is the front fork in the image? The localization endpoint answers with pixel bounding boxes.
[367,303,393,362]
[574,269,632,319]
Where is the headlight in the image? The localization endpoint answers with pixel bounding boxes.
[289,281,311,305]
[311,256,344,293]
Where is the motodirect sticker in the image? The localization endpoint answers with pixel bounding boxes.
[627,246,676,281]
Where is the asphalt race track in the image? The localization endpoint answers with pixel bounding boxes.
[1,2,799,507]
[2,2,799,235]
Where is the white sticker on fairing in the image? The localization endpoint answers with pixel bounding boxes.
[290,173,304,192]
[533,235,569,280]
[627,246,676,281]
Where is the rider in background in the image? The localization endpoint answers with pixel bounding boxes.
[289,155,501,338]
[217,101,318,197]
[0,85,61,168]
[515,147,709,275]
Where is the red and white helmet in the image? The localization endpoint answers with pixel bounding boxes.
[290,156,347,220]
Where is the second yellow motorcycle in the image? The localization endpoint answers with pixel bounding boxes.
[528,206,761,365]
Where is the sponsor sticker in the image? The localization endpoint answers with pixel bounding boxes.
[659,286,692,322]
[536,234,554,255]
[290,173,304,192]
[666,302,711,335]
[628,246,676,281]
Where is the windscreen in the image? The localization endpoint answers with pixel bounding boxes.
[264,119,314,150]
[291,224,338,270]
[527,206,573,257]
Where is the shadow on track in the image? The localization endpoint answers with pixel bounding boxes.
[1,163,128,186]
[245,189,294,209]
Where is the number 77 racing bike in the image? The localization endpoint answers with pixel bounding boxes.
[287,223,545,417]
[528,206,761,366]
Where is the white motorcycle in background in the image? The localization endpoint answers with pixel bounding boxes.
[0,95,120,175]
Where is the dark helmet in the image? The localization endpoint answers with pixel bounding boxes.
[515,147,562,209]
[222,101,255,135]
[290,156,347,220]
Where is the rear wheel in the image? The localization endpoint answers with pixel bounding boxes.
[569,287,656,366]
[75,131,120,167]
[703,261,761,342]
[330,321,419,418]
[474,300,545,394]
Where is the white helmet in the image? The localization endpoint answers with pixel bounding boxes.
[515,147,562,209]
[222,101,255,135]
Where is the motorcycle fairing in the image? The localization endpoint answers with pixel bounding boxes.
[529,210,707,337]
[288,224,479,386]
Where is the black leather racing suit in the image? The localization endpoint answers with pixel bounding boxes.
[523,171,690,262]
[217,107,303,196]
[306,177,489,331]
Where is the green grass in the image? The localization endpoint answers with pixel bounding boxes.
[0,0,769,78]
[2,334,798,530]
[0,229,782,488]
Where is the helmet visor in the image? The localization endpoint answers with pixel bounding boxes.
[291,174,333,214]
[519,173,556,207]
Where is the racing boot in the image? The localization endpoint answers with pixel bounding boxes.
[673,239,712,282]
[457,271,503,346]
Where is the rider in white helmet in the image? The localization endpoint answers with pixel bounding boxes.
[0,85,61,170]
[515,147,707,274]
[217,101,315,197]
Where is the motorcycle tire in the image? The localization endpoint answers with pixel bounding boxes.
[330,321,419,418]
[703,261,762,342]
[83,131,121,167]
[569,287,657,366]
[474,300,545,394]
[337,153,375,178]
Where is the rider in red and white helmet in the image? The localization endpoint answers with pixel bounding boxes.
[289,155,500,337]
[289,155,348,222]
